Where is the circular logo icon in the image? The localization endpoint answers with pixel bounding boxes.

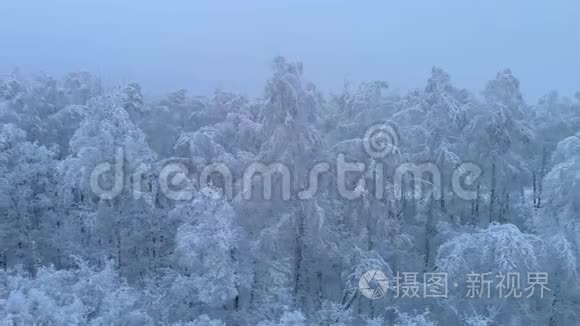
[358,269,389,299]
[363,123,399,158]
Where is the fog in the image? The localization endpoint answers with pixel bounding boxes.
[1,1,579,99]
[4,2,580,325]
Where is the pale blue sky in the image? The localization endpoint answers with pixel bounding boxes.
[1,0,578,101]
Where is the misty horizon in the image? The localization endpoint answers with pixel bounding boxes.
[1,1,579,100]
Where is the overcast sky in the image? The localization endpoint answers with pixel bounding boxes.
[1,0,578,101]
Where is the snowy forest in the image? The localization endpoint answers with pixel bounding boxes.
[0,56,579,325]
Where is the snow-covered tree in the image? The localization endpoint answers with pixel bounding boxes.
[2,58,579,325]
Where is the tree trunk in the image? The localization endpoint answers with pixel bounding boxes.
[293,203,306,308]
[489,161,496,224]
[536,146,547,209]
[424,194,434,272]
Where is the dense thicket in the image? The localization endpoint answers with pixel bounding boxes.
[1,58,579,325]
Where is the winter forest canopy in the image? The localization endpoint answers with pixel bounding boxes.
[0,56,579,326]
